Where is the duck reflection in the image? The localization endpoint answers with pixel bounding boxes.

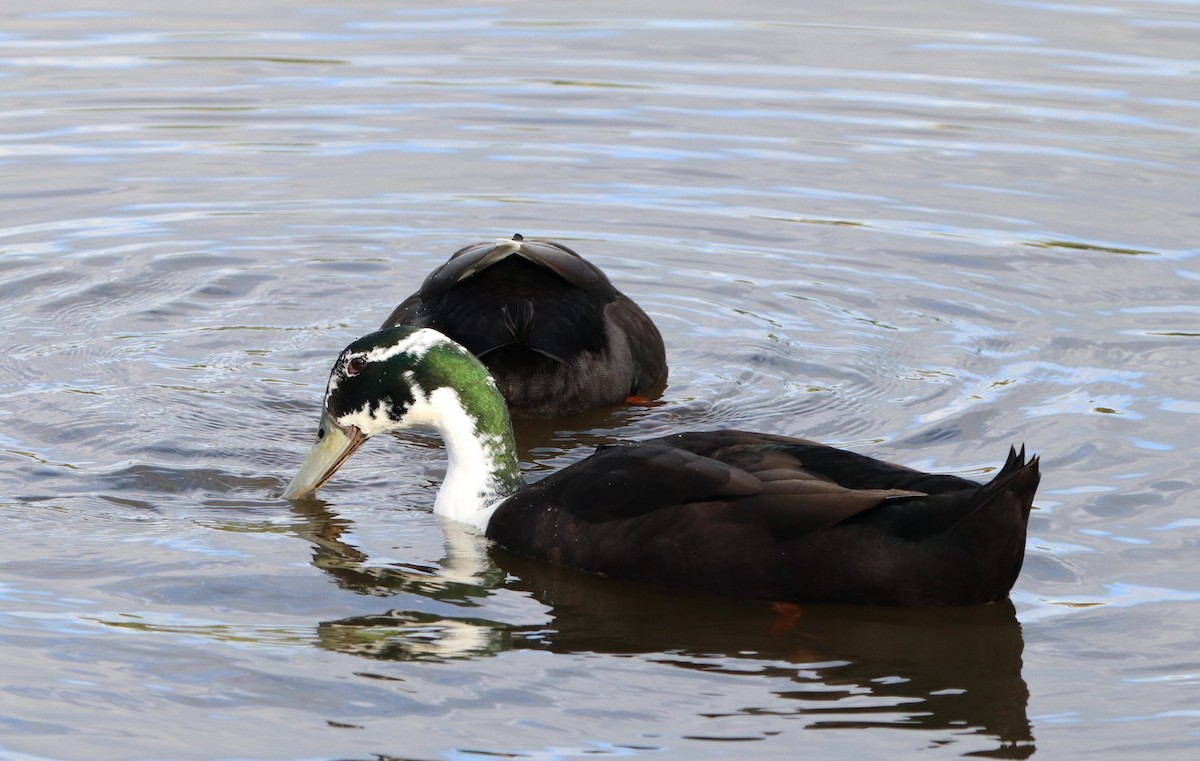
[292,500,1033,758]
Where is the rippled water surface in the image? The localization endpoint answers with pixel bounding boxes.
[2,1,1198,759]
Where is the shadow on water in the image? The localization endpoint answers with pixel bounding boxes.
[291,500,1034,759]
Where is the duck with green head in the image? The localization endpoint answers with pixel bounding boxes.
[285,327,1040,607]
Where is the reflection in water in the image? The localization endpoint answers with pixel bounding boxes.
[292,502,1034,758]
[289,498,505,604]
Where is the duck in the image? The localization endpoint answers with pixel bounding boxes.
[379,234,667,419]
[283,326,1041,607]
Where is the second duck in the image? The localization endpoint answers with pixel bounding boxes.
[381,234,667,419]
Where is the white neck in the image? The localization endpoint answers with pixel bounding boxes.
[398,385,517,531]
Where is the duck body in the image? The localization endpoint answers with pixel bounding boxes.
[381,235,667,419]
[284,327,1040,607]
[488,431,1039,607]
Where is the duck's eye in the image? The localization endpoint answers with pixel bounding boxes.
[346,357,366,376]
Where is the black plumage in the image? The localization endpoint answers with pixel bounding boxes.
[381,235,667,419]
[486,430,1041,606]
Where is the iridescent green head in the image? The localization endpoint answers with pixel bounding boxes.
[283,326,517,501]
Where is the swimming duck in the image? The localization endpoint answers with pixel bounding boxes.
[283,327,1041,607]
[380,234,667,419]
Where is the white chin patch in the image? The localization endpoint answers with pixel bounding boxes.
[337,399,397,437]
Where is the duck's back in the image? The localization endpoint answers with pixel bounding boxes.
[487,430,1040,606]
[383,237,666,418]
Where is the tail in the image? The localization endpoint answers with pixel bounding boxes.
[987,445,1041,525]
[949,444,1041,534]
[950,445,1041,604]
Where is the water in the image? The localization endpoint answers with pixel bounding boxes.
[2,1,1198,758]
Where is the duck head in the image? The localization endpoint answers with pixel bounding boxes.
[282,326,518,505]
